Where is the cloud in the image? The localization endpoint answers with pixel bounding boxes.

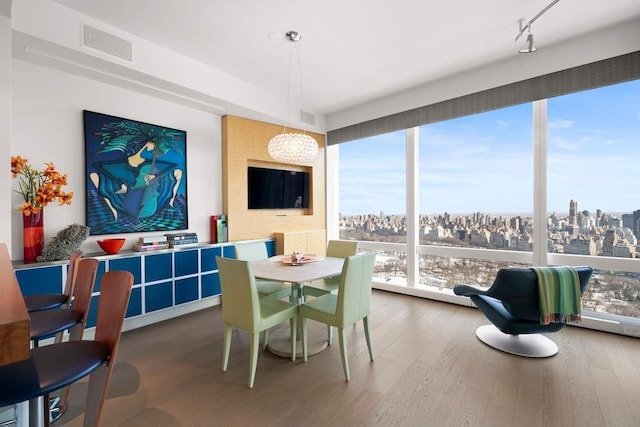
[497,120,510,128]
[550,137,578,151]
[548,119,575,129]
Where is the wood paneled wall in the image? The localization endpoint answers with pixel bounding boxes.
[0,243,30,366]
[221,115,326,244]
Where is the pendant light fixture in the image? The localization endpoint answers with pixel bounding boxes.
[268,31,319,163]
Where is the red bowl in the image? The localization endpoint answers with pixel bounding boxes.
[97,238,126,255]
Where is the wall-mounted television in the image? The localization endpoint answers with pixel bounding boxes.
[248,166,310,209]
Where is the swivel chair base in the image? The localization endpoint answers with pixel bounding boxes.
[475,324,558,358]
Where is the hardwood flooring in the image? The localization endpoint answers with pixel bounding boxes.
[58,290,640,426]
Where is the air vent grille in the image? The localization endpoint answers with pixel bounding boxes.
[83,24,133,62]
[300,110,316,126]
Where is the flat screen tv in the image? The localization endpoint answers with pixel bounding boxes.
[248,166,310,209]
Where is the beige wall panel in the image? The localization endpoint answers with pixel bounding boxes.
[222,115,326,243]
[274,230,327,256]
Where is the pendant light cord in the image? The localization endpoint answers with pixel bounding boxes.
[282,36,307,136]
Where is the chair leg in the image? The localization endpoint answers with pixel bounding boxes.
[52,302,71,345]
[56,323,86,417]
[290,317,297,362]
[338,328,350,382]
[248,333,260,389]
[83,363,111,427]
[29,397,43,427]
[327,325,333,345]
[301,317,308,362]
[43,393,51,427]
[263,329,269,350]
[363,316,374,361]
[222,325,232,372]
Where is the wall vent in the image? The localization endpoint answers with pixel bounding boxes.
[82,24,133,62]
[300,110,316,126]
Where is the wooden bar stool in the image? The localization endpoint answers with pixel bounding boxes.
[28,258,98,348]
[23,252,82,312]
[28,258,98,423]
[0,270,134,427]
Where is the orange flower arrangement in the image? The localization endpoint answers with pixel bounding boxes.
[11,156,73,216]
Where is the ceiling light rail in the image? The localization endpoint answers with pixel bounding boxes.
[515,0,560,54]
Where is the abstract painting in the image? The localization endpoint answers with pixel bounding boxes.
[83,110,188,235]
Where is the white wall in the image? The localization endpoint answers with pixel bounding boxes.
[10,0,320,131]
[0,13,11,246]
[10,59,221,259]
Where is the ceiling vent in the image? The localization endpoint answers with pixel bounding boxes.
[82,24,133,62]
[300,110,316,127]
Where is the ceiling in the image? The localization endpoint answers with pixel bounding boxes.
[51,0,640,117]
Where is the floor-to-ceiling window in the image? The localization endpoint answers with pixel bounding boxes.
[547,80,640,320]
[333,76,640,333]
[338,130,408,283]
[417,104,534,289]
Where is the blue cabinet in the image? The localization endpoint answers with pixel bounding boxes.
[145,281,173,312]
[13,242,249,330]
[201,272,221,298]
[16,265,63,296]
[176,277,199,305]
[145,253,173,282]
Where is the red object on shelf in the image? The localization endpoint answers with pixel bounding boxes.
[210,215,218,243]
[23,210,44,262]
[97,238,126,255]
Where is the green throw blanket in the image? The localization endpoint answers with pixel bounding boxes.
[530,266,582,325]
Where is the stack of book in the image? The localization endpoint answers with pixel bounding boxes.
[165,232,198,248]
[133,235,169,252]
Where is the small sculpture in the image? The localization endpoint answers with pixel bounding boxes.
[37,223,90,262]
[291,251,303,264]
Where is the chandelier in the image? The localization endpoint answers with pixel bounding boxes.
[268,31,319,163]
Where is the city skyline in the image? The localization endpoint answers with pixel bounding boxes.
[339,80,640,216]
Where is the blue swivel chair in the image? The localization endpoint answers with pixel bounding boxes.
[453,266,592,358]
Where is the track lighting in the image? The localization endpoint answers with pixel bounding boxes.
[515,0,559,53]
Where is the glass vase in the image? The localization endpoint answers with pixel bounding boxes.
[23,210,44,262]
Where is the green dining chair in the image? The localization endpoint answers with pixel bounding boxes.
[299,252,376,381]
[234,241,291,300]
[217,256,298,388]
[304,240,359,298]
[304,240,359,344]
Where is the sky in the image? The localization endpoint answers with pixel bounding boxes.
[339,79,640,217]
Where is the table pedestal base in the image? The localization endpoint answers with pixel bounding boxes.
[267,320,328,358]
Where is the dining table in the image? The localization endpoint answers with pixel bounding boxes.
[251,255,345,358]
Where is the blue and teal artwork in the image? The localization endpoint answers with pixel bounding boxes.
[83,110,188,235]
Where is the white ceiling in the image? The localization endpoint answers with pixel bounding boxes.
[51,0,640,116]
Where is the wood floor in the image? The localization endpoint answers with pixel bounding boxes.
[58,290,640,427]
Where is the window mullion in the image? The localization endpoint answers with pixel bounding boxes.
[406,127,419,286]
[533,99,548,266]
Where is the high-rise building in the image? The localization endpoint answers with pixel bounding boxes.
[633,209,640,239]
[602,229,618,257]
[569,199,578,226]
